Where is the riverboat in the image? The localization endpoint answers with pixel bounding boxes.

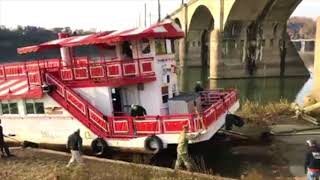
[0,21,239,154]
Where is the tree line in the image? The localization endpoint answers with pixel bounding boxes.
[0,26,96,63]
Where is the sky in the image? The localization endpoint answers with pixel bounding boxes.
[0,0,319,31]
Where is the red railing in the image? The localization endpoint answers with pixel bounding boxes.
[47,71,232,138]
[58,58,155,81]
[46,74,210,138]
[46,73,110,138]
[0,57,155,87]
[107,90,237,137]
[200,90,237,127]
[46,72,238,138]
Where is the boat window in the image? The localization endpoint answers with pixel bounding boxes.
[25,102,44,114]
[141,39,151,54]
[26,102,35,114]
[1,102,18,114]
[161,86,169,103]
[9,103,18,114]
[35,102,45,114]
[122,41,133,59]
[155,39,167,55]
[1,103,9,114]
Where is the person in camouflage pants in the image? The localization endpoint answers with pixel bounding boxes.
[175,125,205,171]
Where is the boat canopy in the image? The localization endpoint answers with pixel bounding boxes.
[94,21,184,44]
[0,77,43,100]
[17,32,112,54]
[17,21,184,54]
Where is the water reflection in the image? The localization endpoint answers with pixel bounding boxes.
[178,67,310,104]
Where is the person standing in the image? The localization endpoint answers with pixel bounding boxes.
[305,139,320,180]
[194,81,204,93]
[175,125,205,171]
[130,104,147,117]
[0,119,13,158]
[66,129,84,167]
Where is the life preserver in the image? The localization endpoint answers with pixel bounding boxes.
[144,135,163,153]
[91,138,109,156]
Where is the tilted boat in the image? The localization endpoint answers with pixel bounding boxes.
[0,21,239,154]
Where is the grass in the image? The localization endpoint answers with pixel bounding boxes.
[192,156,214,175]
[236,99,294,126]
[0,149,231,180]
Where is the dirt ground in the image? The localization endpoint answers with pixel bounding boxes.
[0,117,315,180]
[0,148,231,180]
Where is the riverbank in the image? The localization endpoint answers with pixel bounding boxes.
[0,148,232,180]
[232,99,320,179]
[1,100,318,180]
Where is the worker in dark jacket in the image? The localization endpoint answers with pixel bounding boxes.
[66,129,84,167]
[0,119,13,158]
[130,104,147,117]
[194,81,204,93]
[305,139,320,180]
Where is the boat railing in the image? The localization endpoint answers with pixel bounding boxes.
[200,90,237,127]
[46,73,238,138]
[56,57,155,82]
[0,57,155,85]
[45,73,110,138]
[109,114,197,137]
[105,90,237,137]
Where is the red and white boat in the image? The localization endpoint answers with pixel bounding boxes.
[0,21,239,154]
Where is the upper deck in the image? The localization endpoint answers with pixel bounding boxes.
[0,56,156,87]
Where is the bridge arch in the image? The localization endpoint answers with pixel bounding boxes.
[187,5,214,66]
[221,0,307,77]
[167,0,309,78]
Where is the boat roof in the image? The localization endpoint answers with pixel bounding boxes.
[17,31,112,54]
[17,21,184,55]
[0,77,43,100]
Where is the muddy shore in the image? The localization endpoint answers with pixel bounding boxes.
[0,148,232,180]
[2,100,318,180]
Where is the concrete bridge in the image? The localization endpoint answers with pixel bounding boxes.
[167,0,310,79]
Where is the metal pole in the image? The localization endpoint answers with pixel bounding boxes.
[139,14,141,27]
[149,13,152,26]
[157,0,161,23]
[182,0,184,4]
[144,3,147,27]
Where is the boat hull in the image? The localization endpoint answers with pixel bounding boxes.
[2,100,239,153]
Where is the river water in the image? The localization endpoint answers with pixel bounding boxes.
[179,67,312,104]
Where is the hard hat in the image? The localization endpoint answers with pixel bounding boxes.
[307,139,317,147]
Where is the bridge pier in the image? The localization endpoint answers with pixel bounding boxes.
[178,39,186,66]
[313,17,320,101]
[209,29,221,79]
[170,0,309,79]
